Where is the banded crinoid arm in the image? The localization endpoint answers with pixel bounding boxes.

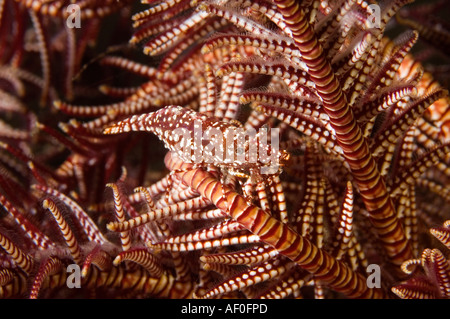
[430,221,450,250]
[272,0,413,266]
[31,184,108,245]
[393,249,450,299]
[396,53,450,141]
[161,152,385,298]
[54,68,200,120]
[392,220,450,299]
[369,89,448,158]
[29,256,65,299]
[0,196,195,299]
[200,244,279,266]
[0,231,35,275]
[106,183,133,252]
[113,248,164,278]
[0,193,55,250]
[107,196,212,232]
[196,256,295,299]
[42,199,84,265]
[103,105,208,157]
[0,259,194,299]
[396,0,450,56]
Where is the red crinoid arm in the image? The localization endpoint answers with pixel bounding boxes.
[244,106,271,131]
[35,122,95,158]
[198,63,217,117]
[99,85,139,98]
[131,12,183,43]
[131,187,163,243]
[346,236,369,272]
[76,1,133,19]
[416,179,450,203]
[196,257,293,299]
[332,31,374,76]
[292,145,321,238]
[391,276,437,299]
[14,0,63,16]
[166,152,384,298]
[142,10,210,56]
[201,260,244,282]
[360,30,418,101]
[113,248,164,278]
[196,1,279,38]
[421,248,450,298]
[148,232,261,252]
[0,231,34,274]
[81,244,112,278]
[107,196,211,232]
[32,184,107,245]
[353,84,417,124]
[158,17,230,75]
[388,142,450,197]
[0,193,54,250]
[0,270,27,299]
[42,198,83,265]
[396,9,450,55]
[400,257,422,275]
[132,0,191,27]
[157,181,200,205]
[258,269,308,299]
[216,70,244,122]
[273,0,412,266]
[200,244,278,265]
[29,256,64,299]
[430,221,450,250]
[201,33,299,59]
[108,184,156,245]
[253,104,342,157]
[0,89,26,113]
[370,89,448,157]
[29,11,50,106]
[315,0,365,49]
[64,26,76,101]
[267,175,288,223]
[106,183,132,252]
[100,56,158,79]
[394,245,450,299]
[54,93,154,118]
[388,126,415,178]
[239,90,327,121]
[333,181,354,260]
[157,219,245,244]
[0,119,28,140]
[396,186,419,256]
[171,208,225,221]
[0,142,62,184]
[0,268,15,286]
[322,178,340,225]
[157,82,199,107]
[28,260,193,298]
[216,58,313,88]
